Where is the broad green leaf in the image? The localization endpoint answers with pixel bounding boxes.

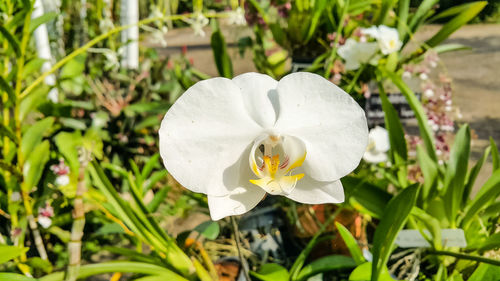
[21,117,54,157]
[83,129,103,160]
[250,263,289,281]
[379,86,408,186]
[22,58,46,79]
[39,262,189,281]
[210,27,233,78]
[386,71,437,161]
[0,273,38,281]
[29,12,57,34]
[468,263,500,281]
[462,169,500,229]
[490,137,499,171]
[0,245,29,264]
[349,262,394,281]
[443,125,470,225]
[463,146,490,205]
[194,221,220,240]
[54,131,83,176]
[417,145,438,204]
[371,184,419,281]
[0,25,21,57]
[23,140,50,191]
[60,54,86,78]
[335,222,365,265]
[0,75,16,107]
[296,255,356,281]
[343,176,392,219]
[426,2,487,47]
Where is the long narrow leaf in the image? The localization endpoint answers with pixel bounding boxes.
[426,1,487,48]
[0,76,16,107]
[490,137,499,171]
[0,25,21,57]
[417,145,439,204]
[335,222,365,265]
[376,0,397,25]
[295,255,356,281]
[386,71,437,160]
[463,146,490,205]
[443,125,470,226]
[408,0,439,32]
[371,184,419,281]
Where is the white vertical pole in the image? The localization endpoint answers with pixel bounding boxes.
[32,0,59,102]
[120,0,139,69]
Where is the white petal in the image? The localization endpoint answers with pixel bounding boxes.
[363,151,388,163]
[361,26,380,38]
[159,78,262,196]
[232,73,279,129]
[285,177,344,204]
[274,72,368,182]
[370,126,390,152]
[208,187,266,220]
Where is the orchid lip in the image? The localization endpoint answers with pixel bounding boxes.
[248,133,306,195]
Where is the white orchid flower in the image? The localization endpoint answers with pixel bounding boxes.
[361,25,402,55]
[184,13,209,37]
[337,38,379,71]
[363,126,390,163]
[159,72,368,220]
[228,7,247,26]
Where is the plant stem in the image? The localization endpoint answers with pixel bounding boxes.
[427,250,500,266]
[66,158,89,281]
[230,216,251,281]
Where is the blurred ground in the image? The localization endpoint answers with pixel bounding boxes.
[150,23,500,192]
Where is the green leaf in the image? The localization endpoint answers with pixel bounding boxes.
[417,145,439,203]
[343,176,392,219]
[54,131,83,176]
[21,117,54,157]
[38,262,189,281]
[304,0,328,43]
[474,232,500,251]
[443,125,470,225]
[0,75,16,107]
[463,146,490,205]
[433,43,471,54]
[22,58,46,79]
[29,12,57,34]
[490,137,499,171]
[335,222,365,265]
[23,140,50,191]
[411,207,442,248]
[0,124,18,144]
[386,71,437,161]
[60,54,86,78]
[426,2,487,47]
[210,27,233,78]
[397,0,410,39]
[250,263,289,281]
[141,153,161,181]
[408,0,439,33]
[0,25,21,57]
[462,169,500,229]
[349,262,395,281]
[376,0,397,25]
[0,160,23,180]
[147,186,169,212]
[428,2,482,23]
[379,85,408,186]
[0,245,29,264]
[468,263,500,281]
[371,184,419,281]
[296,255,356,281]
[0,273,38,281]
[194,221,220,240]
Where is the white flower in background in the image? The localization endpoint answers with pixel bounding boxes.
[337,38,378,70]
[184,12,209,37]
[38,203,54,229]
[11,192,21,202]
[159,72,368,220]
[363,126,390,163]
[228,7,246,26]
[361,25,402,55]
[55,174,70,186]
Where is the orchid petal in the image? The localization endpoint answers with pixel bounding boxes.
[208,187,266,220]
[159,78,262,196]
[285,177,344,204]
[232,73,279,129]
[275,72,368,182]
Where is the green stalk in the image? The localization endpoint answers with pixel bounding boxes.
[427,250,500,267]
[324,0,350,78]
[65,159,89,281]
